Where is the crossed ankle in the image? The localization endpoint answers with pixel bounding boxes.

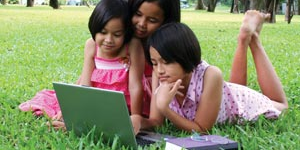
[239,28,253,41]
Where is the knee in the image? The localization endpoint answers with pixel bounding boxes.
[272,98,288,111]
[282,101,289,110]
[278,99,289,111]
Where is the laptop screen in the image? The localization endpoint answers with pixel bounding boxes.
[53,82,138,149]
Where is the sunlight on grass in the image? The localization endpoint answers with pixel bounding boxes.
[1,5,300,149]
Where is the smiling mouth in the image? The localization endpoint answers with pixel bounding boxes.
[135,28,146,35]
[103,45,114,49]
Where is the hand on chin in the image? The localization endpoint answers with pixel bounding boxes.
[155,79,183,111]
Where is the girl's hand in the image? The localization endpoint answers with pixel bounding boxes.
[155,79,183,111]
[52,111,63,121]
[46,119,67,131]
[47,111,67,131]
[51,120,67,131]
[130,114,143,135]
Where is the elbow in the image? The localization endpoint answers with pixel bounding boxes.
[147,117,164,128]
[193,122,213,134]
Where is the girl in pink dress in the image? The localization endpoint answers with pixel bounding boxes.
[19,0,146,125]
[131,10,289,134]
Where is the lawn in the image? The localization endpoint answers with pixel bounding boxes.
[0,5,299,150]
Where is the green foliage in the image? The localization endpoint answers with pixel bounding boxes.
[219,0,232,6]
[8,0,18,4]
[1,5,300,149]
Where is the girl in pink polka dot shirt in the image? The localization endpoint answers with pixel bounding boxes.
[131,10,288,134]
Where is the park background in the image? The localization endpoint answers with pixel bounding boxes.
[0,2,300,150]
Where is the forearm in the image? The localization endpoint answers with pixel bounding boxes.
[161,107,209,133]
[79,74,92,86]
[80,38,95,86]
[129,83,144,115]
[79,67,93,86]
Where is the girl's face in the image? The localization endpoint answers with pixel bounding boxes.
[132,1,164,39]
[150,47,188,84]
[95,18,125,56]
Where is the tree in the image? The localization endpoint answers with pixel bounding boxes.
[298,0,300,15]
[49,0,60,9]
[1,0,7,5]
[26,0,34,7]
[207,0,218,12]
[247,0,278,23]
[82,0,91,7]
[195,0,218,12]
[243,0,251,13]
[285,0,294,23]
[265,0,279,23]
[249,0,264,10]
[195,0,206,10]
[230,0,239,13]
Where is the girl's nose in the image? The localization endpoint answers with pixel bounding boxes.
[138,18,146,29]
[105,34,113,44]
[157,64,165,74]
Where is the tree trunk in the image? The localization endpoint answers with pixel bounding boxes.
[83,0,90,8]
[265,0,279,23]
[230,0,239,13]
[26,0,34,7]
[207,0,218,12]
[49,0,60,9]
[297,0,300,15]
[243,0,250,13]
[250,0,264,10]
[249,0,277,23]
[1,0,7,5]
[285,0,294,23]
[195,0,206,10]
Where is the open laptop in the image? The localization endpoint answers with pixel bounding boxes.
[53,82,173,149]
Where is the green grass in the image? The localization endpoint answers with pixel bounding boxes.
[1,5,300,149]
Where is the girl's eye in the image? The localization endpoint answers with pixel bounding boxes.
[149,18,159,23]
[135,11,142,16]
[151,61,157,66]
[114,32,124,37]
[100,30,107,34]
[162,60,168,64]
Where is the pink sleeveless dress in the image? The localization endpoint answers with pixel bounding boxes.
[92,46,150,116]
[91,45,131,111]
[169,61,281,124]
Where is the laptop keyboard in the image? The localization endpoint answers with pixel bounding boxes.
[136,137,156,147]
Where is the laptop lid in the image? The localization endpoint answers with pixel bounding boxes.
[53,82,139,149]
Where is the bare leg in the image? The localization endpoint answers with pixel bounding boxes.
[233,10,288,110]
[249,32,288,111]
[229,29,250,85]
[229,10,269,85]
[230,10,287,110]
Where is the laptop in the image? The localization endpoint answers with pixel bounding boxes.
[53,82,173,149]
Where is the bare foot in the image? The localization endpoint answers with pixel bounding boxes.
[240,10,270,38]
